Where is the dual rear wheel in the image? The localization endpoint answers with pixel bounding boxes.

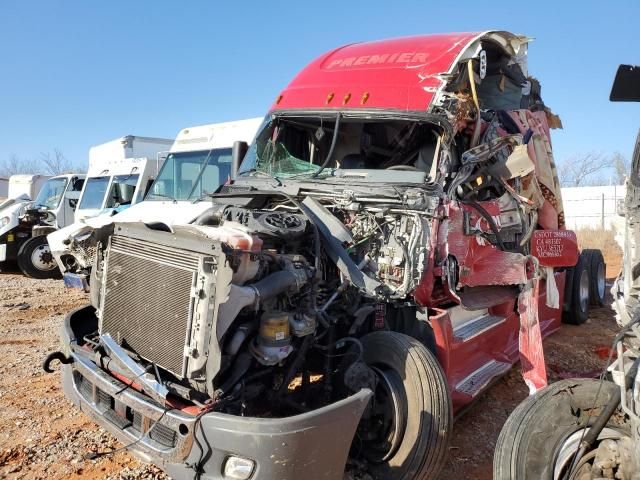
[563,249,606,325]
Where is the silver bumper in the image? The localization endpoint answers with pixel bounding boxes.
[61,306,372,480]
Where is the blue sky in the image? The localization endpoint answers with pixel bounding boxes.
[0,0,638,176]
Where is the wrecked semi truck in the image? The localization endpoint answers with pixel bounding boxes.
[0,173,85,277]
[49,31,602,479]
[493,65,640,480]
[48,119,262,289]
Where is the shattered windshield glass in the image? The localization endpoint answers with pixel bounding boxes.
[254,141,322,177]
[238,116,439,182]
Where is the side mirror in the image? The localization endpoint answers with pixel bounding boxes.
[231,141,249,180]
[610,65,640,102]
[68,198,78,209]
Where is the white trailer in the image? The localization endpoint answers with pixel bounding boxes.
[49,118,263,288]
[0,177,9,200]
[75,135,173,222]
[6,174,51,201]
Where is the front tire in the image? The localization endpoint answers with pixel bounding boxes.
[358,331,452,480]
[17,236,60,279]
[494,379,628,480]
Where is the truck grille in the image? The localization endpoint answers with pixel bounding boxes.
[99,235,199,376]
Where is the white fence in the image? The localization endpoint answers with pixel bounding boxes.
[561,185,626,232]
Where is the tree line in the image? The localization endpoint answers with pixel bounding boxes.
[0,150,80,177]
[558,151,629,187]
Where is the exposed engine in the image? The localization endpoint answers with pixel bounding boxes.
[85,187,435,417]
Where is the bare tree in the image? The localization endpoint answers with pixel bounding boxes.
[558,152,614,187]
[40,149,75,175]
[0,154,40,176]
[612,151,630,184]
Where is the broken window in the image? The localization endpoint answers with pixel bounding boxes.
[240,117,442,180]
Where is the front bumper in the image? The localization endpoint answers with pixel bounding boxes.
[0,229,29,263]
[61,306,372,480]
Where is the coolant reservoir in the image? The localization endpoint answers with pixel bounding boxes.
[199,224,262,284]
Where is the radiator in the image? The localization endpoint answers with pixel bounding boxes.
[99,235,199,377]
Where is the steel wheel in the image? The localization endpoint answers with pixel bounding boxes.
[30,242,56,271]
[553,427,626,480]
[362,366,408,463]
[596,261,605,301]
[579,267,590,313]
[17,236,61,279]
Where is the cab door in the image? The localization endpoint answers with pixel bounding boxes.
[57,176,84,228]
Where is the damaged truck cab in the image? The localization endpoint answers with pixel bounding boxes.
[54,31,590,480]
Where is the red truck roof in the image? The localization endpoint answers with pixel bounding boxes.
[271,31,526,113]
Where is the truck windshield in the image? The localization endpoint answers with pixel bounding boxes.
[79,176,109,210]
[34,177,68,209]
[146,148,232,201]
[239,116,439,181]
[105,174,140,208]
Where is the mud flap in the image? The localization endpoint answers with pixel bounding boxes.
[517,275,548,394]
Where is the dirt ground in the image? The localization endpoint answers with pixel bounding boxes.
[0,252,623,480]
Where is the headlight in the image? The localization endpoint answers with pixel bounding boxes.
[223,456,255,479]
[0,216,9,227]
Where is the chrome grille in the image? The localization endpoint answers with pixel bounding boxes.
[99,235,199,376]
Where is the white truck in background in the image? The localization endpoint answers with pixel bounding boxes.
[49,118,263,289]
[3,136,172,280]
[0,174,85,277]
[74,135,173,222]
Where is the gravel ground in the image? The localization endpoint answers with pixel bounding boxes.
[0,257,622,479]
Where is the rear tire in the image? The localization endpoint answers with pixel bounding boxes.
[494,379,628,480]
[562,251,591,325]
[583,249,606,306]
[17,236,60,279]
[358,331,452,480]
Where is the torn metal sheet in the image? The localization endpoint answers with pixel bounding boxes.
[518,275,548,394]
